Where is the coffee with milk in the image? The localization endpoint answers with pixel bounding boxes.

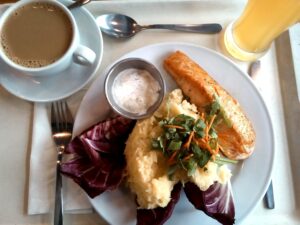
[1,2,73,68]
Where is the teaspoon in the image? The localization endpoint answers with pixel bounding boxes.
[96,14,222,38]
[68,0,91,10]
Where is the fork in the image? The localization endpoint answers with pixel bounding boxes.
[51,101,73,225]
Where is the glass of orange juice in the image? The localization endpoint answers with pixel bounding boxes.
[222,0,300,61]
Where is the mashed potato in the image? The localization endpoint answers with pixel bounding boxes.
[124,89,232,209]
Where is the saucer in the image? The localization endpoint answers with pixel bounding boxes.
[0,0,103,102]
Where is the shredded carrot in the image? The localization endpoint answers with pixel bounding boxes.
[205,114,216,138]
[200,112,205,120]
[208,114,216,130]
[183,131,194,149]
[167,151,178,165]
[215,143,220,154]
[209,143,219,158]
[218,144,223,151]
[183,153,194,161]
[210,142,220,157]
[193,137,220,156]
[212,143,222,161]
[213,143,223,156]
[194,138,212,153]
[164,124,184,129]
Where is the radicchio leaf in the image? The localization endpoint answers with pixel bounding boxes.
[60,116,135,198]
[184,182,235,225]
[136,182,182,225]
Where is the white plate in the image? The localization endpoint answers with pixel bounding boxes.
[0,0,103,102]
[73,42,274,225]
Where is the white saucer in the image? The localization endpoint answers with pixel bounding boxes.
[0,0,103,102]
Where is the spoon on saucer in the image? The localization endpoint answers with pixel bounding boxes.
[97,13,222,38]
[68,0,91,10]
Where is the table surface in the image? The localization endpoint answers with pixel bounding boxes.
[0,1,300,225]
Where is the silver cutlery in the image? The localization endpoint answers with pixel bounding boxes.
[68,0,91,10]
[264,180,275,209]
[51,101,74,225]
[97,13,222,38]
[248,60,261,79]
[248,60,275,209]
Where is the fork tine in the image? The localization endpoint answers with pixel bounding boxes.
[51,102,55,124]
[51,101,73,133]
[59,102,66,130]
[57,102,63,131]
[57,101,64,130]
[62,101,73,130]
[51,102,59,132]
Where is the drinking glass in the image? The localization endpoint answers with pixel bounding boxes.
[222,0,300,61]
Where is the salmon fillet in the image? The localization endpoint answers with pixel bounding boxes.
[163,51,255,160]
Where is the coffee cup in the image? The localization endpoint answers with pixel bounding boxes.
[0,0,96,76]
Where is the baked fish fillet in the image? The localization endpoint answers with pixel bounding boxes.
[163,51,255,160]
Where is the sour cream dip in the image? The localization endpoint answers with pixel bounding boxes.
[112,68,161,114]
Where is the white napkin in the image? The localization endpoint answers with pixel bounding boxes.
[27,91,93,215]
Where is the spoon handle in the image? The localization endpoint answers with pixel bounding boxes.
[141,24,222,34]
[68,0,91,10]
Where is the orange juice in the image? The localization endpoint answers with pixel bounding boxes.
[223,0,300,61]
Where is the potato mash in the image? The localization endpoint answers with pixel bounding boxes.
[124,89,232,209]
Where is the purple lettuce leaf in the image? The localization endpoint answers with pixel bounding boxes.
[184,182,235,225]
[60,116,135,198]
[136,182,182,225]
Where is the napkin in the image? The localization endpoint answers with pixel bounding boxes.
[27,91,93,215]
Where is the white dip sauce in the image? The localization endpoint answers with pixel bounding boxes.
[112,68,161,114]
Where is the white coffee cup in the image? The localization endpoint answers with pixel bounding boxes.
[0,0,96,76]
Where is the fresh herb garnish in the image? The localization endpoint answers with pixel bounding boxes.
[215,155,238,166]
[151,95,236,179]
[151,112,215,178]
[208,94,232,128]
[191,143,211,168]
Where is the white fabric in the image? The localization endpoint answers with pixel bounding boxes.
[27,91,92,215]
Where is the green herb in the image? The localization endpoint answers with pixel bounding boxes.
[167,164,178,180]
[151,139,160,149]
[209,138,218,150]
[209,96,221,115]
[220,107,233,128]
[168,140,182,151]
[206,94,220,115]
[193,119,206,138]
[158,119,168,127]
[215,155,238,166]
[191,143,211,168]
[209,127,218,139]
[184,158,198,176]
[151,95,235,180]
[207,94,232,128]
[151,112,215,178]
